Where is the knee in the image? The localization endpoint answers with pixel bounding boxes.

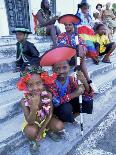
[54,120,64,131]
[24,125,38,140]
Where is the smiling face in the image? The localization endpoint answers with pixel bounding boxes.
[53,61,70,81]
[64,22,74,33]
[27,74,44,95]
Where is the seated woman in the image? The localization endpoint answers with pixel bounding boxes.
[17,66,64,153]
[36,0,61,46]
[102,3,116,34]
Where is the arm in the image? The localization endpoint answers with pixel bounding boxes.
[37,11,58,27]
[37,93,53,139]
[21,99,37,124]
[29,43,40,57]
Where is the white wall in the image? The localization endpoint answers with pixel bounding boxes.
[0,0,9,36]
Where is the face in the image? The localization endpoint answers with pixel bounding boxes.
[44,0,50,9]
[16,32,26,42]
[97,26,106,35]
[97,5,102,11]
[27,74,44,95]
[64,23,74,33]
[53,61,70,81]
[81,6,89,14]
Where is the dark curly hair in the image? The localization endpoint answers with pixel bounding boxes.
[95,24,104,31]
[41,0,51,15]
[96,4,102,9]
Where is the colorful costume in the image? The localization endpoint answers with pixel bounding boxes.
[16,41,40,71]
[22,90,51,138]
[46,76,93,123]
[36,9,53,35]
[93,34,114,56]
[57,32,76,47]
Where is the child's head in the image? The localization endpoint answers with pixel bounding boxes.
[52,60,70,81]
[93,12,100,19]
[96,4,102,12]
[16,32,28,42]
[17,66,45,95]
[12,27,31,42]
[26,74,44,95]
[96,24,106,35]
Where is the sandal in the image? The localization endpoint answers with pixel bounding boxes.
[47,131,62,142]
[92,57,99,65]
[102,59,111,63]
[29,141,40,155]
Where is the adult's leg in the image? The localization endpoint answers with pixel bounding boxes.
[46,24,57,46]
[78,45,90,81]
[92,42,100,65]
[102,42,116,62]
[54,102,74,123]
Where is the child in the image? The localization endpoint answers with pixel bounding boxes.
[94,24,116,63]
[12,27,40,72]
[17,66,64,153]
[46,60,93,123]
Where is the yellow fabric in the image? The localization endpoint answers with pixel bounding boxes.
[22,118,48,138]
[94,34,110,53]
[79,34,94,42]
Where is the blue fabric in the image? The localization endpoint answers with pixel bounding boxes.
[52,77,70,107]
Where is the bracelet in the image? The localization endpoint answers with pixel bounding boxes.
[66,94,71,102]
[87,80,92,84]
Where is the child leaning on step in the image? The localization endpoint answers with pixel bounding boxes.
[45,60,93,124]
[17,66,64,153]
[93,24,116,63]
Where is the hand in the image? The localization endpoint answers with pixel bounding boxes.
[27,94,40,112]
[70,85,85,99]
[76,71,87,83]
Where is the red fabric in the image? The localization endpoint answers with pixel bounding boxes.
[32,13,38,33]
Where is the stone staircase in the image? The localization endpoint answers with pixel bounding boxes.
[0,35,116,155]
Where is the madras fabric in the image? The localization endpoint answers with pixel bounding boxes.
[46,76,78,106]
[57,32,76,47]
[93,34,110,53]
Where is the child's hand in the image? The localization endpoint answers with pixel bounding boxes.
[76,71,87,83]
[28,94,40,112]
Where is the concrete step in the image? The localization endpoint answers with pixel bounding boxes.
[0,72,20,93]
[0,57,16,73]
[0,86,116,155]
[0,45,16,59]
[0,89,23,122]
[0,36,52,59]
